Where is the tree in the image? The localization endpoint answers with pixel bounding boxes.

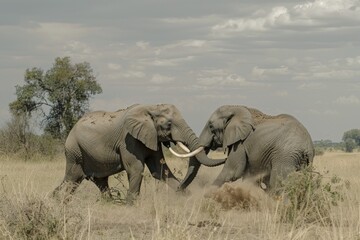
[9,57,102,140]
[342,129,360,152]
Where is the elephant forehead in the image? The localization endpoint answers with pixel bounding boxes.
[155,116,170,125]
[209,118,226,128]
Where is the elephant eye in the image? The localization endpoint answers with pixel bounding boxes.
[162,120,171,130]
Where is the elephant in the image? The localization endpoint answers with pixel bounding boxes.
[178,105,315,192]
[54,104,225,202]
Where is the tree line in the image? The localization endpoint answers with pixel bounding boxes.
[0,56,359,160]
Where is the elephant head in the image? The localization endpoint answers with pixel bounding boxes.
[199,105,255,150]
[178,105,255,190]
[123,104,226,166]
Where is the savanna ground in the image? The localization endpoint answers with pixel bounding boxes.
[0,150,360,239]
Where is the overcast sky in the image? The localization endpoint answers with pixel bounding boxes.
[1,0,360,141]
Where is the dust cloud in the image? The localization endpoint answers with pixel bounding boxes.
[206,180,274,210]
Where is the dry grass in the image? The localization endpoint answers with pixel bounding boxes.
[0,151,360,239]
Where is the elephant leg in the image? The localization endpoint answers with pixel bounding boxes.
[145,152,180,191]
[92,176,111,198]
[213,143,247,186]
[53,161,85,199]
[125,159,145,204]
[269,157,297,190]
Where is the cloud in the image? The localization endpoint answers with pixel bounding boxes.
[309,109,338,115]
[252,65,289,78]
[275,91,289,97]
[212,0,360,35]
[292,56,360,81]
[107,63,122,70]
[33,22,91,42]
[334,95,360,105]
[118,71,145,79]
[298,82,325,90]
[145,56,194,67]
[62,41,93,60]
[212,7,290,34]
[150,74,174,84]
[196,69,261,87]
[294,0,360,18]
[136,41,149,50]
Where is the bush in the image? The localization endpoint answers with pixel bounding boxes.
[314,147,325,156]
[278,165,349,226]
[0,127,63,161]
[344,138,357,153]
[0,190,87,239]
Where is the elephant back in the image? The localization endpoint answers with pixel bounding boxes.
[245,107,278,126]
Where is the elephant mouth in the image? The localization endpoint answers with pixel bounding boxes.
[158,131,171,142]
[163,141,191,153]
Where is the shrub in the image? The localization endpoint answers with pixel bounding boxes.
[314,147,325,156]
[278,165,349,226]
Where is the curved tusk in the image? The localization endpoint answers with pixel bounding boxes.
[169,146,204,158]
[176,142,190,153]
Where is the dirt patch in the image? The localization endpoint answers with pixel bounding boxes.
[208,180,273,210]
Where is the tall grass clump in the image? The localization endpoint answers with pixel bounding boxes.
[0,187,88,239]
[278,165,349,226]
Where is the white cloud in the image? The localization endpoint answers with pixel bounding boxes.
[294,0,360,17]
[122,71,146,78]
[292,56,360,81]
[212,7,290,34]
[196,69,261,87]
[309,109,338,115]
[182,40,206,48]
[62,41,93,60]
[136,41,149,50]
[275,91,289,97]
[146,56,194,66]
[334,95,360,105]
[150,74,174,84]
[212,0,360,35]
[212,6,293,34]
[107,63,122,70]
[298,82,325,90]
[33,22,91,42]
[252,65,289,78]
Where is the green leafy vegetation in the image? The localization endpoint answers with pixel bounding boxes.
[278,165,349,226]
[9,56,102,140]
[342,129,360,152]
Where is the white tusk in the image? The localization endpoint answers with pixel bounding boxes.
[169,146,204,158]
[176,142,190,153]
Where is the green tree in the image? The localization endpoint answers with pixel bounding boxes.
[9,57,102,140]
[342,129,360,152]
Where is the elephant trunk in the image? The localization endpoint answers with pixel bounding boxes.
[177,122,225,167]
[175,122,226,191]
[178,156,201,191]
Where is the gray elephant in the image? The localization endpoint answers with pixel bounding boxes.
[178,105,314,191]
[54,104,225,202]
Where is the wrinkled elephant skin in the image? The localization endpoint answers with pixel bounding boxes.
[179,105,315,191]
[54,104,223,203]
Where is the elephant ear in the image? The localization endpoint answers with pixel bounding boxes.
[223,107,254,148]
[124,109,158,151]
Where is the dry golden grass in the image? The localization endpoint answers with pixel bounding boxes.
[0,151,360,239]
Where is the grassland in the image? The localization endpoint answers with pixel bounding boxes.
[0,151,360,239]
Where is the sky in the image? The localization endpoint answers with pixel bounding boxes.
[1,0,360,142]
